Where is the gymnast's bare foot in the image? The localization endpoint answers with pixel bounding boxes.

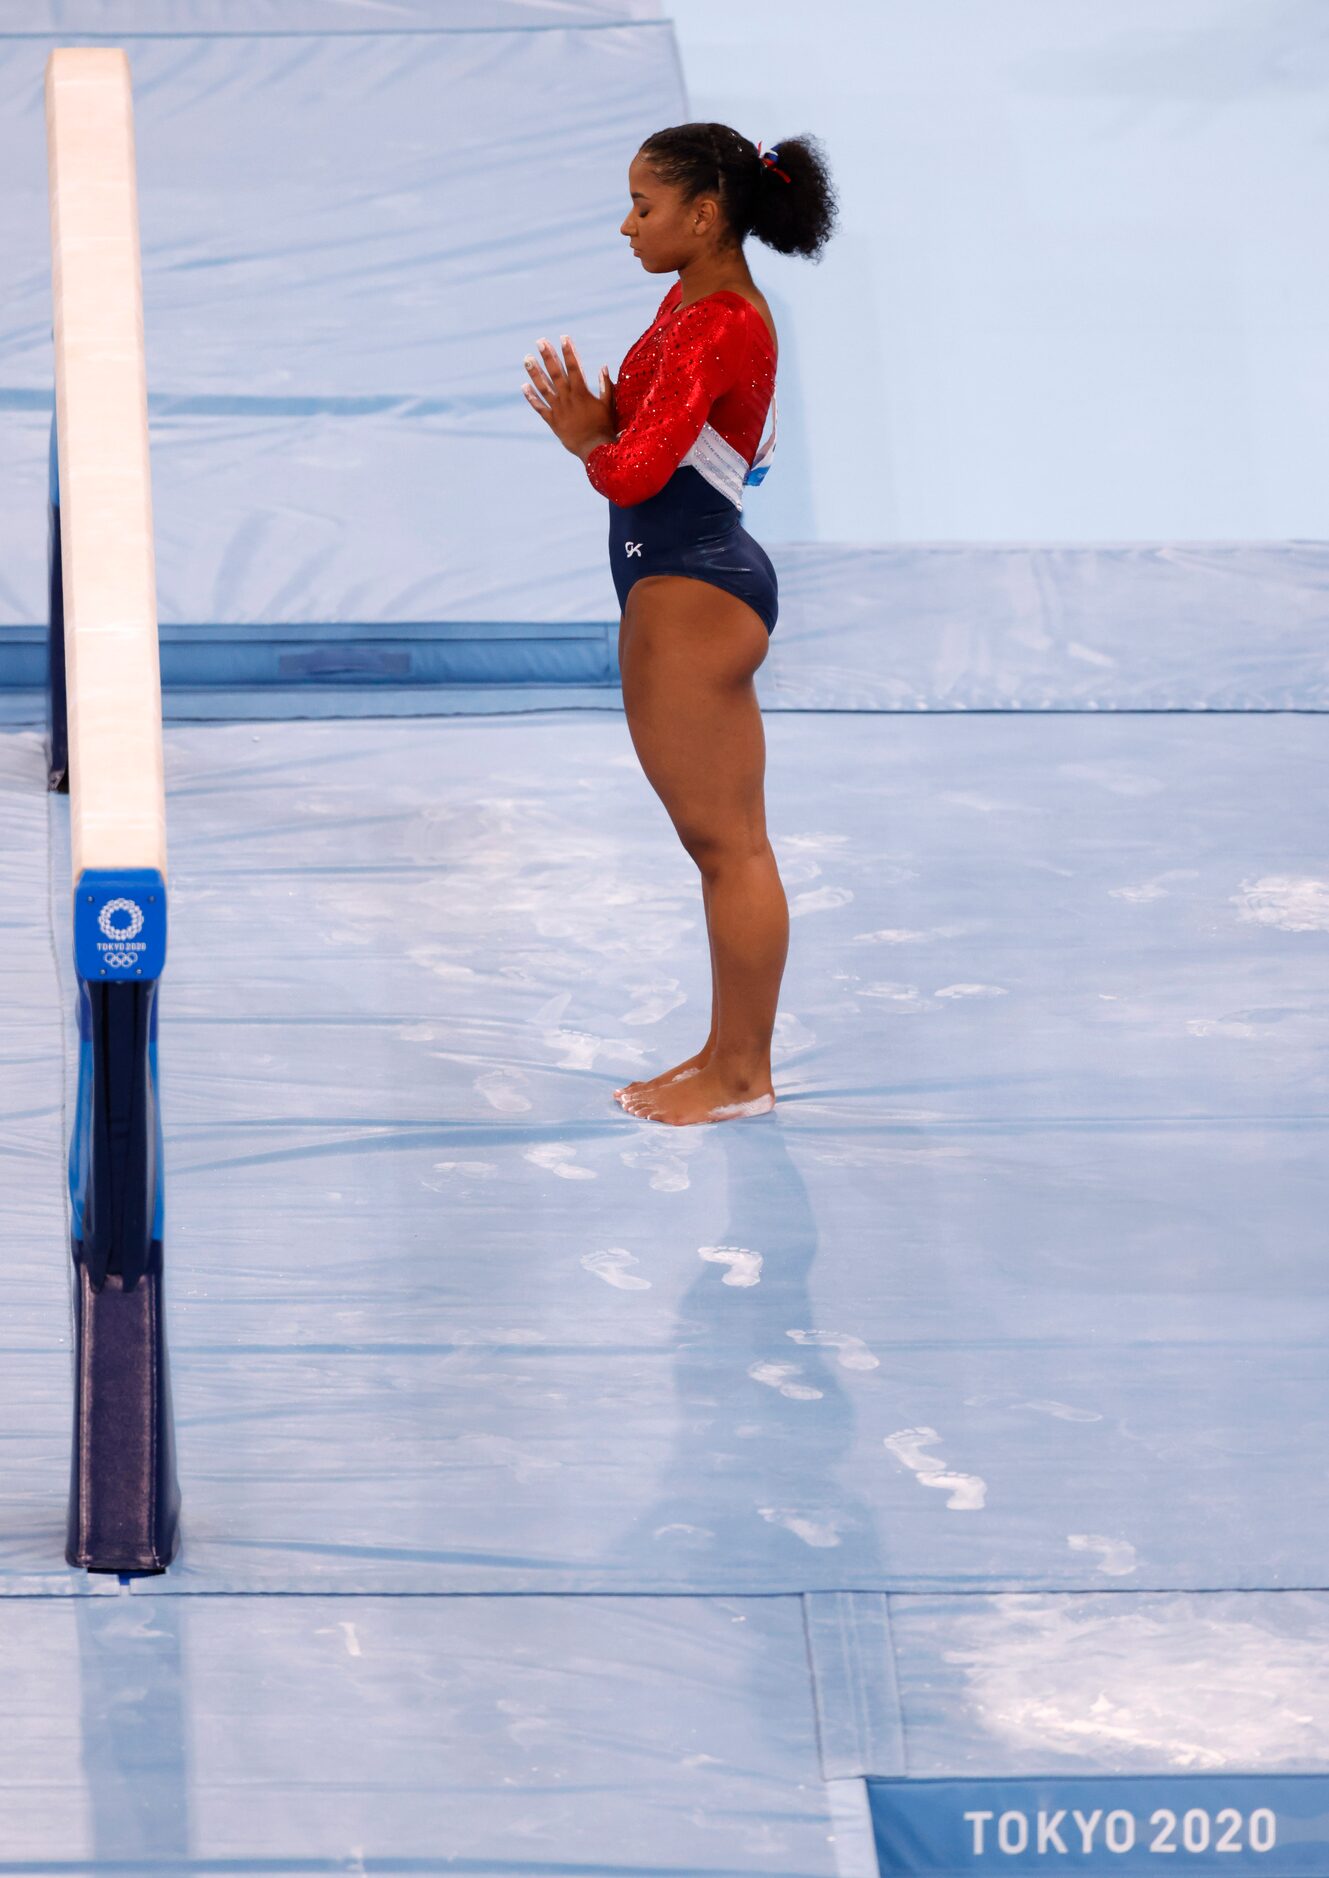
[616,1062,775,1126]
[613,1046,712,1103]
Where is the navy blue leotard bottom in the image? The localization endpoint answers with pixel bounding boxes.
[607,464,778,635]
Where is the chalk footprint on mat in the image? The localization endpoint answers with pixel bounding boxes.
[748,1361,823,1401]
[474,1068,532,1113]
[524,1142,595,1181]
[883,1425,987,1510]
[621,977,688,1025]
[786,1329,879,1370]
[620,1136,696,1193]
[699,1245,763,1287]
[581,1247,651,1291]
[758,1506,841,1548]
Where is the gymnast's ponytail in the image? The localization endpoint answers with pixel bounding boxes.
[637,122,839,261]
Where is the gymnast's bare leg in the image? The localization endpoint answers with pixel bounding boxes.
[612,572,788,1125]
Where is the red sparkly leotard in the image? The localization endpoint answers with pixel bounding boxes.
[587,281,781,634]
[586,282,777,507]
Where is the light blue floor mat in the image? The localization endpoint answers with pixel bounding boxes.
[2,707,1326,1870]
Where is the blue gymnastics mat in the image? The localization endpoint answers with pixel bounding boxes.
[3,701,1328,1872]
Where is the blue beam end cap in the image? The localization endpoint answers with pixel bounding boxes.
[73,869,167,981]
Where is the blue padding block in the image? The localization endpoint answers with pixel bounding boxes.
[868,1777,1329,1876]
[1,623,619,693]
[73,869,167,981]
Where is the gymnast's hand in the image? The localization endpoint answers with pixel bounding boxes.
[522,335,616,462]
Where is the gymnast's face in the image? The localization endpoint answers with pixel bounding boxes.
[620,155,721,274]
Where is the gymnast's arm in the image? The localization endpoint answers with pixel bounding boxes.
[584,300,743,507]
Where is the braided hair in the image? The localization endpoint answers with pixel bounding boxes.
[637,121,838,261]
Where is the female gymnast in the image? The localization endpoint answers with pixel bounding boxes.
[522,122,838,1126]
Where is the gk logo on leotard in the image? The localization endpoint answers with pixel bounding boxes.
[625,541,643,557]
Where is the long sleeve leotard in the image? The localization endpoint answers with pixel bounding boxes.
[585,282,776,510]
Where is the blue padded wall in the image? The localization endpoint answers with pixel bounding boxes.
[0,3,684,636]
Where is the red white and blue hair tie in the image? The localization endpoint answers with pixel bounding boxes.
[755,140,791,184]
